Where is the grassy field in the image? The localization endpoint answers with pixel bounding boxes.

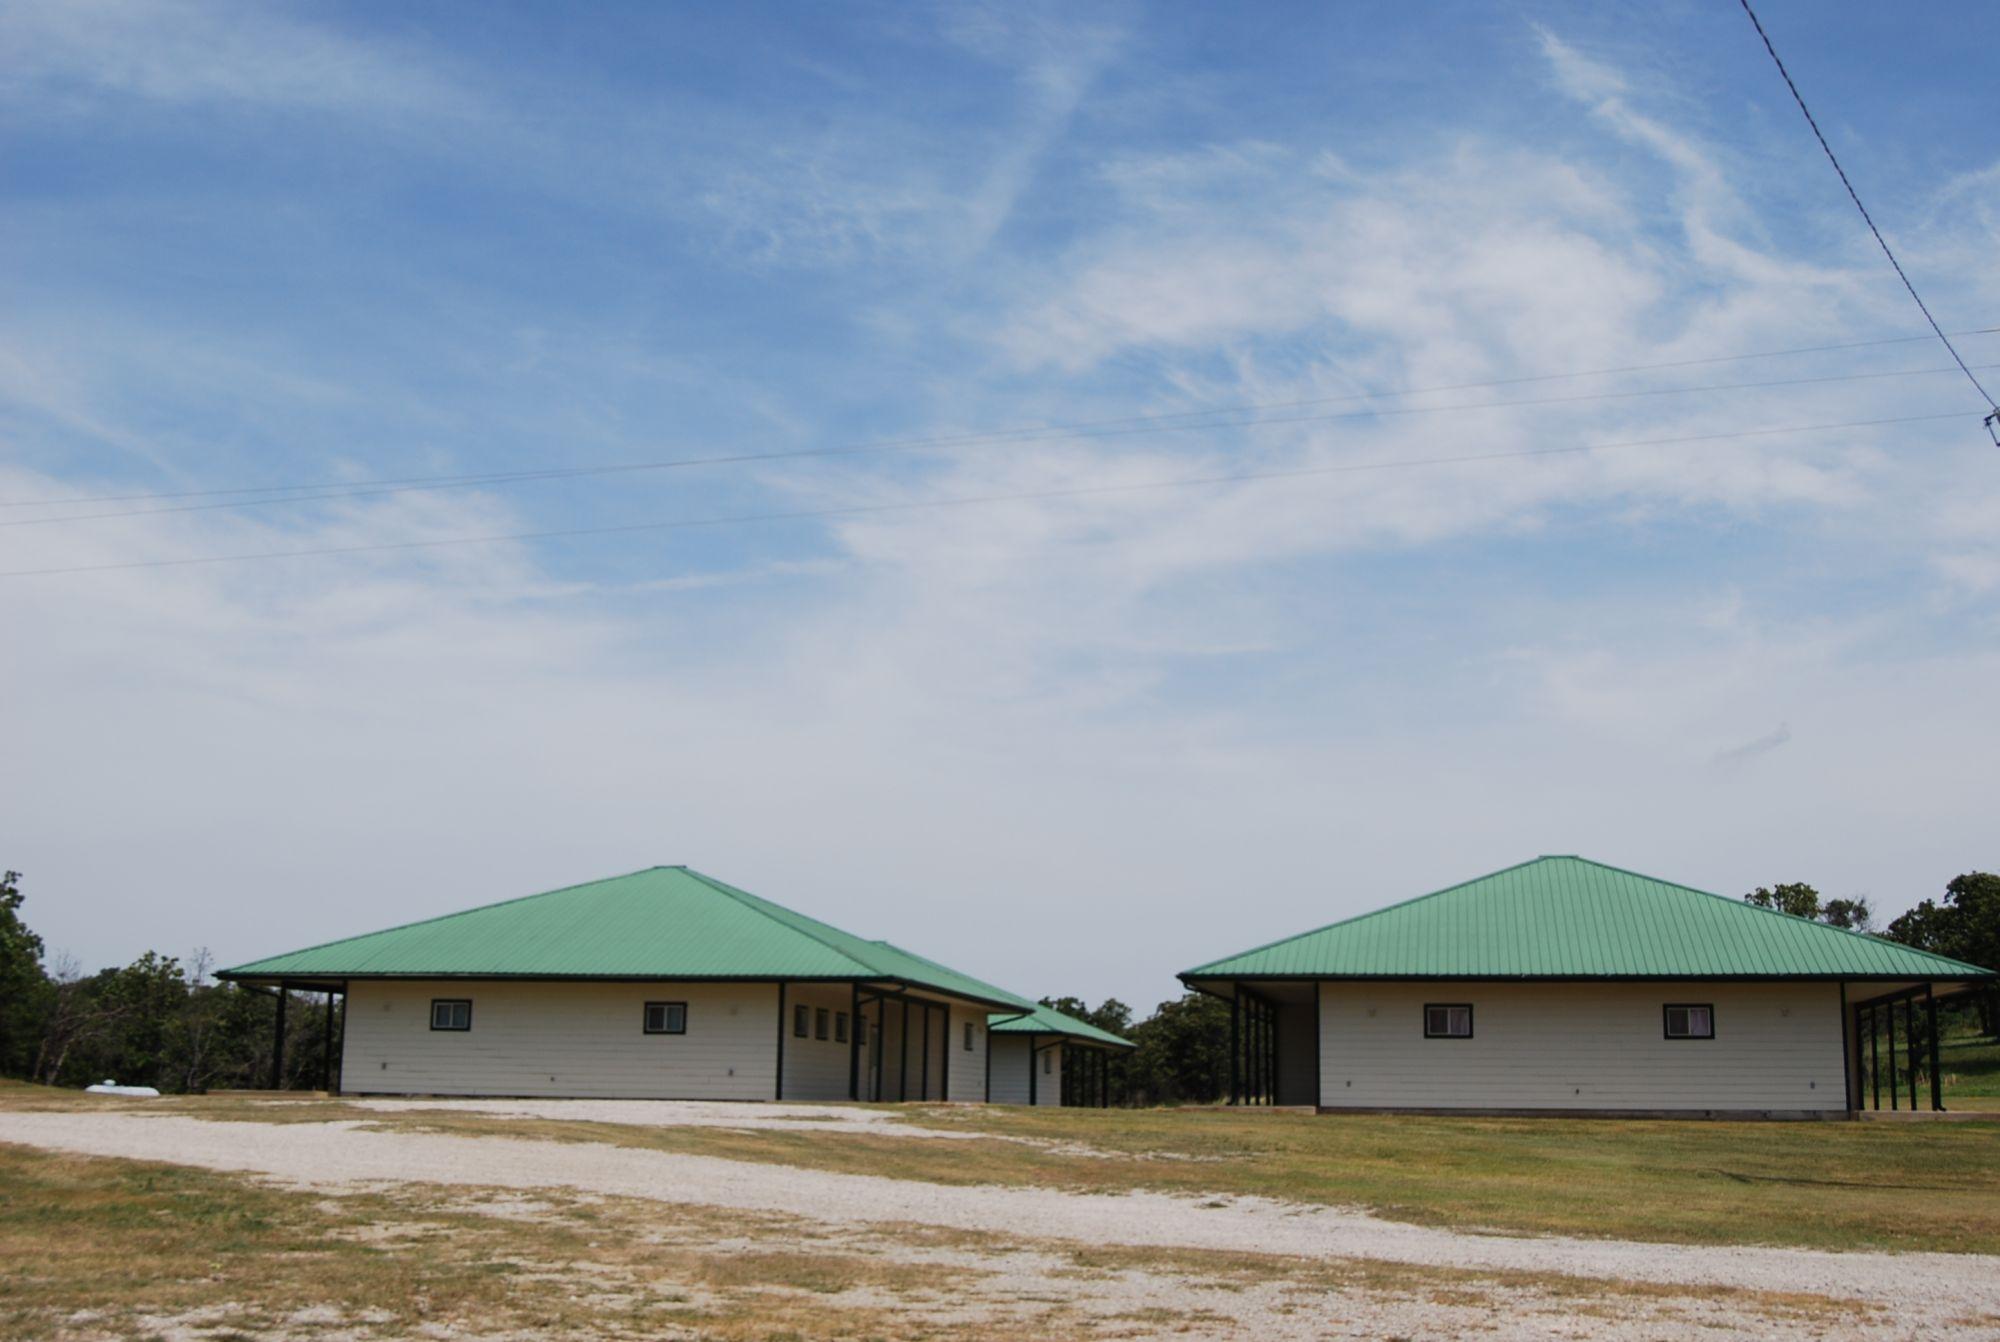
[4,1081,1995,1257]
[1942,1016,2000,1103]
[0,1141,1908,1342]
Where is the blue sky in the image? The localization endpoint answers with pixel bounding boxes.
[4,0,1998,1010]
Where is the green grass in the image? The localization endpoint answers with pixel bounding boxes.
[5,1079,1999,1257]
[0,1142,1891,1341]
[1942,1020,2000,1102]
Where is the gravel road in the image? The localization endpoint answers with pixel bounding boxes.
[2,1109,1995,1326]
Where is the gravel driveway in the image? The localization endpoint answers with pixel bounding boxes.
[2,1109,1996,1326]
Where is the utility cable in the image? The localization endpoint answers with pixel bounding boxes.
[4,326,1995,512]
[1738,0,2000,441]
[0,409,1963,580]
[4,359,1993,530]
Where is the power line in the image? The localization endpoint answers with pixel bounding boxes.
[4,325,1994,513]
[0,409,1962,580]
[4,358,1993,530]
[1737,0,2000,442]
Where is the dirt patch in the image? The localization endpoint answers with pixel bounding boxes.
[2,1108,1995,1335]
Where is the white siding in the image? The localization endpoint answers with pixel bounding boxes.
[780,984,867,1102]
[947,1004,987,1103]
[1037,1040,1063,1105]
[987,1035,1064,1105]
[988,1035,1030,1105]
[342,980,779,1100]
[1316,981,1846,1112]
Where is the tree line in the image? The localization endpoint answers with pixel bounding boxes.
[0,872,338,1092]
[1,866,1994,1099]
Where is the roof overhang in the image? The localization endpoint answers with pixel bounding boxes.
[218,970,1031,1013]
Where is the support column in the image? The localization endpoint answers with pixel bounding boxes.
[1926,984,1943,1112]
[775,982,787,1101]
[1028,1033,1038,1106]
[1868,1006,1880,1110]
[899,999,910,1103]
[920,1003,931,1101]
[1229,991,1240,1105]
[1887,1001,1899,1110]
[1907,998,1919,1111]
[873,997,885,1102]
[848,986,862,1101]
[322,991,335,1093]
[270,984,287,1091]
[940,1006,951,1103]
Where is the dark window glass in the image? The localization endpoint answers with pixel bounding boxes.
[430,999,472,1031]
[1664,1004,1714,1039]
[793,1003,809,1038]
[643,1001,686,1035]
[963,1021,974,1051]
[1423,1004,1473,1038]
[835,1012,849,1043]
[815,1008,830,1041]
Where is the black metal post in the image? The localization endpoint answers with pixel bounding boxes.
[848,985,862,1101]
[1838,983,1851,1111]
[1229,990,1241,1105]
[270,984,286,1090]
[1869,1005,1880,1110]
[1028,1033,1038,1106]
[873,997,885,1102]
[775,982,787,1101]
[920,1002,931,1101]
[1926,984,1942,1112]
[1887,1001,1898,1110]
[940,1006,951,1102]
[899,998,910,1102]
[322,991,335,1092]
[1908,998,1919,1111]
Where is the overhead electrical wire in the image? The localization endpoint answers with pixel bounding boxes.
[3,325,1994,514]
[0,409,1964,579]
[4,358,1994,530]
[1737,0,2000,441]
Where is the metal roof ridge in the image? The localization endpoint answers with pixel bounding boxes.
[1576,855,1998,976]
[864,937,1035,1009]
[674,867,887,977]
[1179,854,1559,976]
[218,865,679,977]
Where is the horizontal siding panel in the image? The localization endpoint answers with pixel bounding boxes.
[344,980,779,1101]
[1317,981,1846,1112]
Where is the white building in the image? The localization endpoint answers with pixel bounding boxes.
[1180,856,1995,1117]
[221,866,1040,1103]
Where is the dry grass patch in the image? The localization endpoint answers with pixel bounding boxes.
[0,1140,1893,1342]
[9,1079,2000,1257]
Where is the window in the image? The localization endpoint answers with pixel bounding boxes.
[793,1003,809,1038]
[430,999,472,1031]
[1423,1004,1472,1039]
[643,1001,686,1035]
[963,1021,975,1052]
[815,1007,830,1041]
[1663,1004,1714,1040]
[835,1012,849,1043]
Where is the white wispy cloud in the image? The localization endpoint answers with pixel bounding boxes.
[0,0,472,117]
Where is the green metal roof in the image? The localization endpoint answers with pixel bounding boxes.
[1182,856,1998,982]
[988,1004,1136,1049]
[219,866,1035,1009]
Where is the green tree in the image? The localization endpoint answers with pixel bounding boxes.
[1886,873,2000,1035]
[0,870,51,1077]
[1125,991,1230,1105]
[1744,882,1872,931]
